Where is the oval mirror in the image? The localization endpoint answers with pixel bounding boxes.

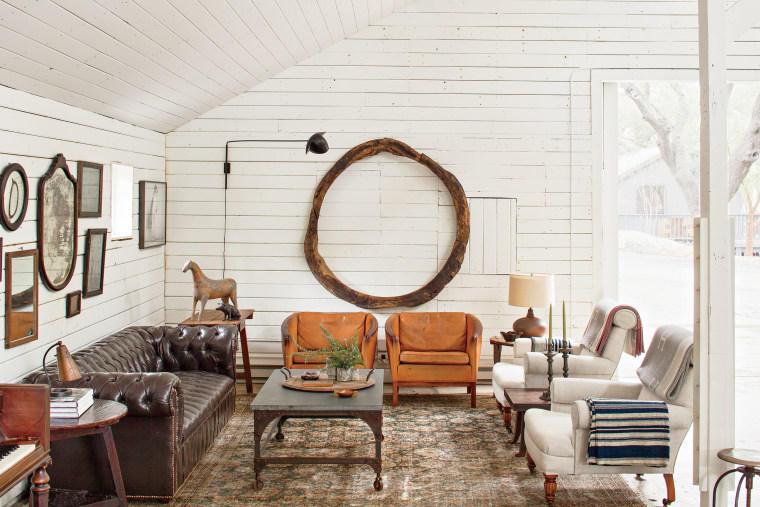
[38,154,78,291]
[0,163,29,231]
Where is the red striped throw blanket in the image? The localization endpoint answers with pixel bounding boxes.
[580,299,644,357]
[586,398,670,466]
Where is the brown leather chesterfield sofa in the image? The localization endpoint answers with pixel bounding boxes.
[24,325,238,500]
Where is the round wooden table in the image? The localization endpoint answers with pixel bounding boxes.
[50,399,128,507]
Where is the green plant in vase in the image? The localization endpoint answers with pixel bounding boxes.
[293,324,363,381]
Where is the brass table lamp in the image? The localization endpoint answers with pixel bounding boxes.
[42,340,83,398]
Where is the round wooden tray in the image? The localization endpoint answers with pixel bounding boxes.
[281,374,375,392]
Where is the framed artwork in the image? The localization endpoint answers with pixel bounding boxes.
[111,163,133,240]
[0,163,29,231]
[77,161,103,218]
[5,249,38,349]
[38,154,78,292]
[139,181,166,249]
[66,291,81,318]
[83,228,107,298]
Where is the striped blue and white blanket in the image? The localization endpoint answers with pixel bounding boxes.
[586,398,670,467]
[531,337,573,353]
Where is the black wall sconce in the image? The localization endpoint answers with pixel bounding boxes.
[220,133,329,275]
[222,132,329,188]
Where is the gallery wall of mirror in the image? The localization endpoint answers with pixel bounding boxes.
[2,153,112,348]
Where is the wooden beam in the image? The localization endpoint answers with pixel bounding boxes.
[726,0,760,43]
[698,1,735,506]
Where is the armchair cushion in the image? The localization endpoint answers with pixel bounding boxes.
[399,351,470,365]
[297,312,366,349]
[524,409,575,460]
[398,312,467,352]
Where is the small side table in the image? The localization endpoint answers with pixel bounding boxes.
[181,309,255,393]
[713,448,760,506]
[490,335,515,364]
[504,388,551,457]
[50,399,128,507]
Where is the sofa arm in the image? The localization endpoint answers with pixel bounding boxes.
[281,314,299,368]
[524,352,616,377]
[162,325,238,379]
[571,398,693,431]
[27,371,182,418]
[513,338,532,359]
[466,314,483,375]
[360,315,379,369]
[385,316,401,376]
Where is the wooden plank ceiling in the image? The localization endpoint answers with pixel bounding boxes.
[0,0,412,133]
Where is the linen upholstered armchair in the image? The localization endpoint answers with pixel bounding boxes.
[385,312,482,407]
[523,325,694,506]
[491,299,642,428]
[281,312,378,369]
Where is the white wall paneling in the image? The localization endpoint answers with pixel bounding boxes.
[0,85,165,383]
[165,0,760,378]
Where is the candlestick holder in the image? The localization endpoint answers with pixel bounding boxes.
[559,346,571,378]
[539,349,558,401]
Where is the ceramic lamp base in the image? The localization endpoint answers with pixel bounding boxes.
[512,308,547,338]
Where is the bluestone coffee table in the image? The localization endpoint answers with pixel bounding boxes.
[249,369,384,491]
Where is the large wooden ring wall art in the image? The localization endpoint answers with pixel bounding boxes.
[305,138,470,309]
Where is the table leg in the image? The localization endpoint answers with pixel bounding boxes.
[515,411,527,457]
[29,463,50,507]
[239,326,253,394]
[357,411,383,491]
[493,343,502,364]
[509,407,520,444]
[102,426,127,507]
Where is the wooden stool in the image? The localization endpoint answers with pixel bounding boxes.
[713,448,760,506]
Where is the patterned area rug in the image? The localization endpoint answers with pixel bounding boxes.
[139,394,645,506]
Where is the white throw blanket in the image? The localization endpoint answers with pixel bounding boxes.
[581,299,644,357]
[636,325,693,401]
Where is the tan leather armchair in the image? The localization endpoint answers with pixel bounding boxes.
[385,312,482,407]
[281,312,378,369]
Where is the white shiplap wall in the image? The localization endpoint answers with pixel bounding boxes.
[165,0,760,371]
[0,85,165,383]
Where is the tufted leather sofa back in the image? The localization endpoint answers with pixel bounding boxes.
[68,327,162,373]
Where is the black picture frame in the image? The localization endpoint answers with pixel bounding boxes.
[66,291,81,318]
[83,228,107,298]
[0,163,29,231]
[38,154,78,292]
[77,161,103,218]
[139,181,166,249]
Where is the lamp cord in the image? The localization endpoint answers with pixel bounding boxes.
[42,341,61,387]
[223,174,228,278]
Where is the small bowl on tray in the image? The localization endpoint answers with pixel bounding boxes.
[300,371,320,381]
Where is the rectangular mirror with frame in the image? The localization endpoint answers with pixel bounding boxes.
[5,249,38,348]
[83,228,107,298]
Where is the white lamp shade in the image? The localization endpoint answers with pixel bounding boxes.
[508,273,554,308]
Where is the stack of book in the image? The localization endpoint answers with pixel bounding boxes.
[50,388,94,418]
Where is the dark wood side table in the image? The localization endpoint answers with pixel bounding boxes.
[50,399,127,507]
[180,309,255,394]
[490,335,515,363]
[504,388,551,458]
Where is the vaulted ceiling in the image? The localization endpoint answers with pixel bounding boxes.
[0,0,413,133]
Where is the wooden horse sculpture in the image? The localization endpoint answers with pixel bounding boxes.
[182,260,238,321]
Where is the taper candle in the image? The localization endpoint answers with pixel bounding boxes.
[549,304,552,340]
[562,301,567,348]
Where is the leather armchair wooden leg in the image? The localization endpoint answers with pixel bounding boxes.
[392,381,399,407]
[470,382,476,407]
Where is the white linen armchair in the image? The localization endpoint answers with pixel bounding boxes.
[523,369,694,506]
[491,302,639,429]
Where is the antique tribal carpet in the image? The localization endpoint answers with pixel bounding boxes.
[140,394,645,506]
